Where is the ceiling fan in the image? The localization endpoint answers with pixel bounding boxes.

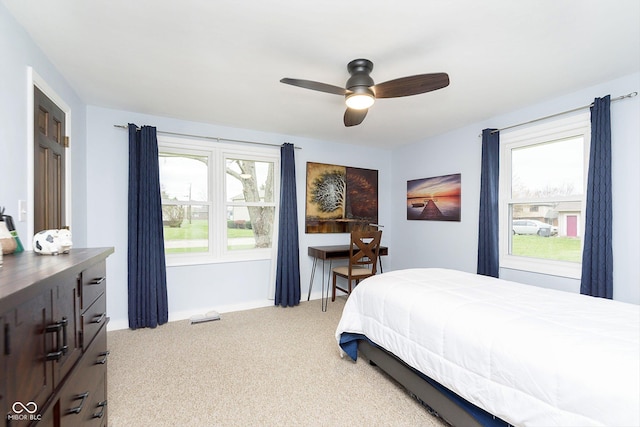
[280,59,450,127]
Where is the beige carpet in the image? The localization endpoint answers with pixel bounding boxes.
[107,297,449,427]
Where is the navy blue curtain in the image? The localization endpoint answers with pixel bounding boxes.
[580,96,613,298]
[477,128,500,277]
[275,143,301,307]
[128,124,169,328]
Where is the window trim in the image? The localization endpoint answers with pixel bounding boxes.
[498,112,590,278]
[158,135,280,267]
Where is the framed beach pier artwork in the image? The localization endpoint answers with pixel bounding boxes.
[305,162,378,233]
[407,173,461,221]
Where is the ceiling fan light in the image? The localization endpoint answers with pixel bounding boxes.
[345,92,375,110]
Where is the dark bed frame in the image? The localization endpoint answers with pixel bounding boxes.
[358,339,509,427]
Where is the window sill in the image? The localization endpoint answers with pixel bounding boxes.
[165,251,273,267]
[500,255,581,279]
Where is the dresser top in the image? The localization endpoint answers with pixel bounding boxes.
[0,247,114,311]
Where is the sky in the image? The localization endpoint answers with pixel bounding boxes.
[159,155,271,202]
[407,173,462,198]
[511,136,584,195]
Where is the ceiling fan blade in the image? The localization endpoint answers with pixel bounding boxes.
[344,108,368,127]
[373,73,449,98]
[280,78,347,96]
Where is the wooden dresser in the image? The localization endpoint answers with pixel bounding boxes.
[0,248,114,426]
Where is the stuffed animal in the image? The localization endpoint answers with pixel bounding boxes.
[33,229,73,255]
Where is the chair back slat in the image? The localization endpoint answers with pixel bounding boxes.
[348,230,382,277]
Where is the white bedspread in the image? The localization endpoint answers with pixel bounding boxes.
[335,268,640,427]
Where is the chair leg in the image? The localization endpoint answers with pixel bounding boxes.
[332,273,337,302]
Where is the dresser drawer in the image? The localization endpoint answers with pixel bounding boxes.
[81,261,106,311]
[58,365,106,427]
[59,326,107,427]
[82,293,107,350]
[83,324,109,368]
[85,373,107,426]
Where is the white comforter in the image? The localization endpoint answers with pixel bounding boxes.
[335,268,640,427]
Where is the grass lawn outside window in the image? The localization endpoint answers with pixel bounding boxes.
[511,235,582,263]
[163,220,256,253]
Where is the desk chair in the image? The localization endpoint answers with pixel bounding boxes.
[331,230,382,301]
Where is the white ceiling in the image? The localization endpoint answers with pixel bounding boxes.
[4,0,639,148]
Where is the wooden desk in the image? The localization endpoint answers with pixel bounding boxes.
[308,245,388,311]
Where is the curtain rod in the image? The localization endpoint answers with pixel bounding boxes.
[481,91,637,136]
[113,124,301,149]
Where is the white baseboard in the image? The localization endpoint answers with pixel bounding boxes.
[106,294,332,331]
[108,298,277,331]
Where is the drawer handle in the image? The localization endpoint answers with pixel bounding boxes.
[96,350,110,365]
[92,400,107,419]
[89,277,106,285]
[46,348,64,362]
[45,317,69,361]
[92,312,106,324]
[67,391,89,415]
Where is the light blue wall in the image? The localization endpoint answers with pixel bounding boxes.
[0,3,88,247]
[85,107,393,329]
[2,4,638,332]
[1,4,393,329]
[391,72,640,304]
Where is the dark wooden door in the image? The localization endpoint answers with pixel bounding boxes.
[34,86,66,233]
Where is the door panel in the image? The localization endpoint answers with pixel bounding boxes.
[34,86,66,233]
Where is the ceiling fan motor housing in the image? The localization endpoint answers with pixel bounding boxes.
[345,58,376,108]
[346,59,375,91]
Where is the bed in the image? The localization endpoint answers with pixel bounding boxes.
[335,268,640,427]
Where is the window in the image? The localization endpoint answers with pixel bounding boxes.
[158,135,279,265]
[499,112,590,278]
